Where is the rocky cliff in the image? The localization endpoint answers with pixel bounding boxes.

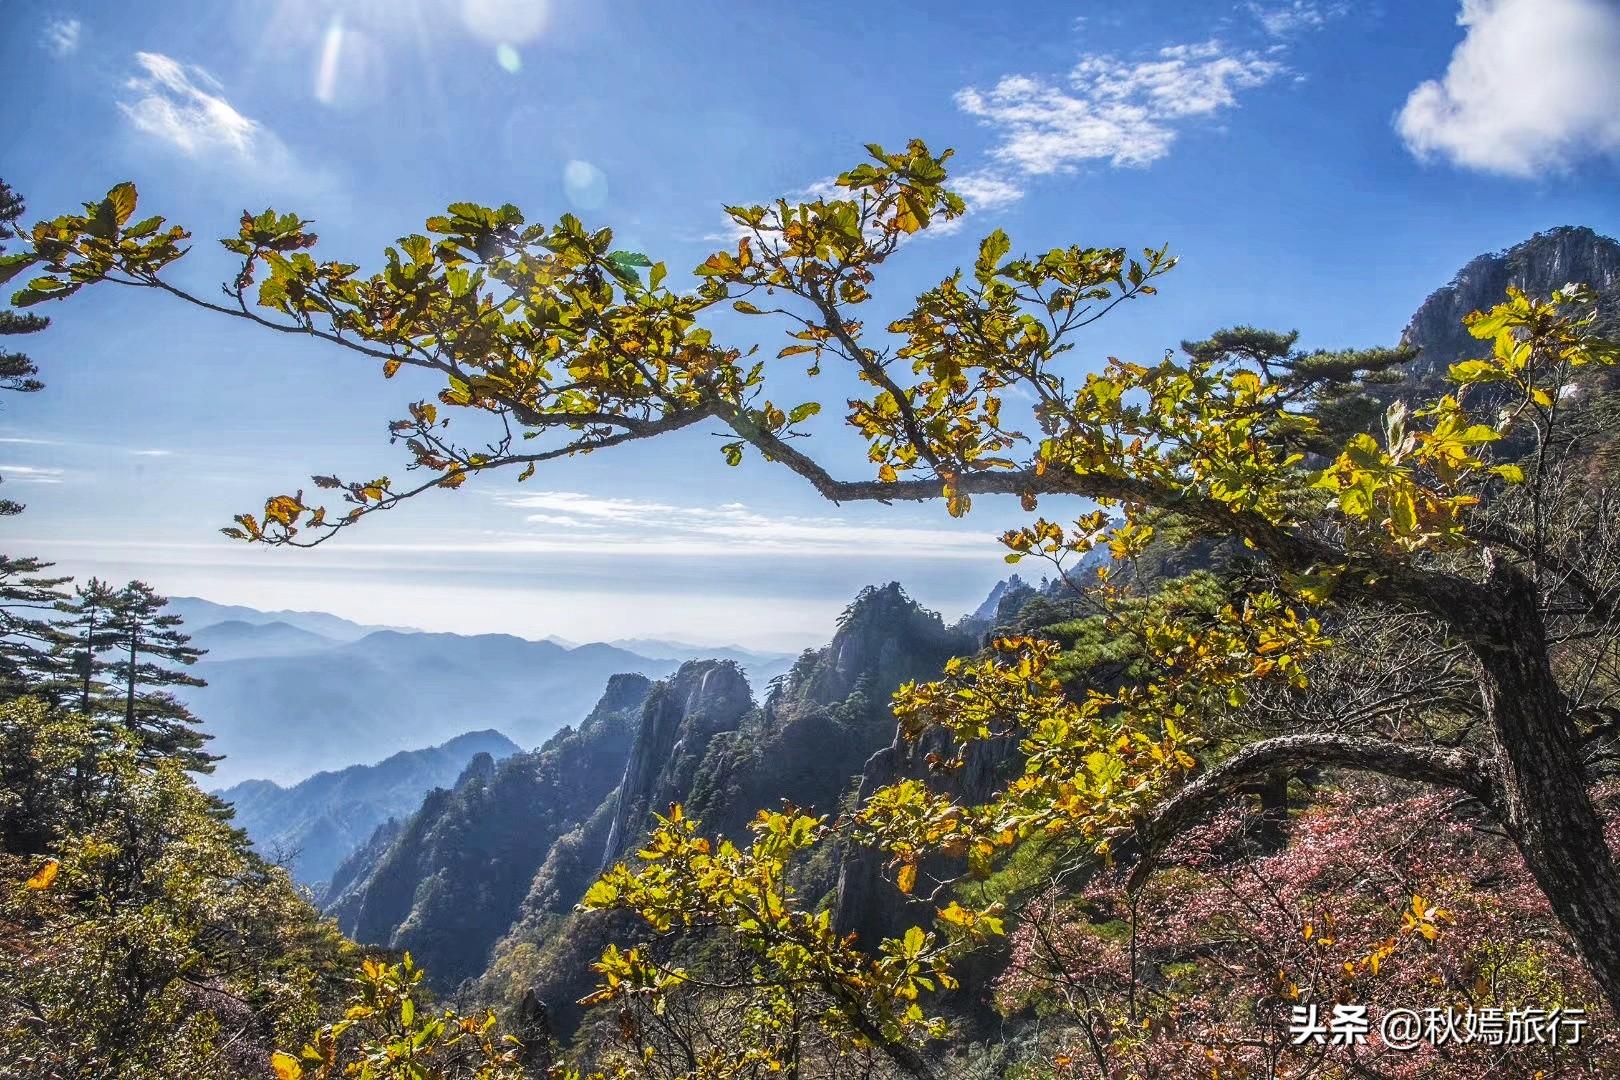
[834,721,1021,948]
[322,673,654,987]
[663,583,977,860]
[599,660,754,867]
[465,582,979,1035]
[1401,225,1620,378]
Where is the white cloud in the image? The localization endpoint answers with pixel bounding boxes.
[1248,1,1349,37]
[957,40,1286,172]
[0,436,172,458]
[118,51,295,169]
[1397,0,1620,178]
[0,464,65,484]
[489,491,1002,560]
[949,170,1025,212]
[42,17,81,58]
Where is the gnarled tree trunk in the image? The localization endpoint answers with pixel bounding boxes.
[1470,556,1620,1018]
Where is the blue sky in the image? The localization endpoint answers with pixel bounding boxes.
[2,0,1618,650]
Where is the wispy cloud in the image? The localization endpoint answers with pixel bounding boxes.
[704,29,1302,246]
[948,170,1025,212]
[1397,0,1620,178]
[42,17,81,58]
[489,491,1001,560]
[115,50,330,194]
[1248,1,1349,37]
[0,435,174,458]
[0,464,66,484]
[119,52,262,156]
[957,40,1286,173]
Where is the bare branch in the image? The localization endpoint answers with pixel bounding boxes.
[1127,733,1498,892]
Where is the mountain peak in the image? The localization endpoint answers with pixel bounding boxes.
[1401,226,1620,378]
[454,751,498,789]
[599,660,755,867]
[594,672,656,715]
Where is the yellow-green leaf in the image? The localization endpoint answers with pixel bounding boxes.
[25,859,59,890]
[107,182,138,226]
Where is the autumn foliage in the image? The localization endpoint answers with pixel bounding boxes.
[8,141,1620,1079]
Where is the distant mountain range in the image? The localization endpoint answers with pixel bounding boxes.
[190,619,335,661]
[181,622,672,787]
[216,729,522,887]
[167,596,412,643]
[603,637,799,682]
[170,598,796,787]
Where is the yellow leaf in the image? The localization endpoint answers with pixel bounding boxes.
[1390,489,1417,535]
[25,859,59,890]
[271,1051,303,1080]
[264,494,303,527]
[897,863,918,895]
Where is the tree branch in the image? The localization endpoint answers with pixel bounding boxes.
[1126,733,1499,892]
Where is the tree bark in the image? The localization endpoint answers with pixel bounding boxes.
[1468,555,1620,1019]
[1254,774,1291,854]
[78,610,95,715]
[125,628,137,730]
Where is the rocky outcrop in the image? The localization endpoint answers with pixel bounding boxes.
[782,583,967,712]
[599,660,754,867]
[966,574,1030,625]
[1401,226,1620,378]
[470,583,979,1036]
[676,584,978,849]
[321,673,654,989]
[833,719,1021,950]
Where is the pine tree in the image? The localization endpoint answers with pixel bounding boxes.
[0,179,48,518]
[108,581,215,772]
[0,554,71,697]
[55,577,120,717]
[0,180,63,696]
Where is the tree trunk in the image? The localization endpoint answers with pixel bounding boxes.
[1473,556,1620,1018]
[1252,774,1291,855]
[124,629,136,731]
[78,611,94,715]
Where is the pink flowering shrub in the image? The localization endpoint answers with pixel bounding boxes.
[993,781,1620,1078]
